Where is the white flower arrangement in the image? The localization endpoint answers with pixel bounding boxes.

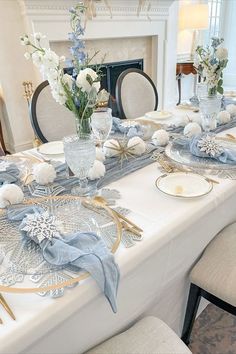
[21,3,103,135]
[0,184,24,209]
[194,37,228,96]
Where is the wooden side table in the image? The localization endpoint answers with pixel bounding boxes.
[176,62,197,105]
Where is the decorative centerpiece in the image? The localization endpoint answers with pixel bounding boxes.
[21,3,101,136]
[194,37,228,131]
[195,37,228,96]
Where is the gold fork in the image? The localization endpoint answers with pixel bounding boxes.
[0,293,16,321]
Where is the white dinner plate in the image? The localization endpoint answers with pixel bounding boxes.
[38,141,64,156]
[155,172,213,199]
[145,111,172,120]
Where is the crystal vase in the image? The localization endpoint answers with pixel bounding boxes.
[199,95,222,132]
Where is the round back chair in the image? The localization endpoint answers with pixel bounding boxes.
[29,81,76,143]
[115,68,158,119]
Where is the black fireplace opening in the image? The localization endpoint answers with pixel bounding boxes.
[65,58,143,117]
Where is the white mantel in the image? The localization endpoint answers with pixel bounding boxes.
[0,0,178,153]
[20,0,178,108]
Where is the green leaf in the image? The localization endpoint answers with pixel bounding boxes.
[218,79,223,86]
[217,86,224,94]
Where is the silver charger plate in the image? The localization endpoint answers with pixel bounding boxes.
[165,140,236,171]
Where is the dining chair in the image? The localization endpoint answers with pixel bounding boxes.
[29,80,76,143]
[115,68,158,119]
[86,316,191,354]
[182,222,236,345]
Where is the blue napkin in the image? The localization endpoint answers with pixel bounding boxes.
[175,133,236,164]
[112,117,144,138]
[0,162,19,185]
[8,205,120,312]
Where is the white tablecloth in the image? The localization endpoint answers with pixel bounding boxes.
[1,127,236,354]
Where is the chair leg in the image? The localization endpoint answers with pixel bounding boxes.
[181,283,201,345]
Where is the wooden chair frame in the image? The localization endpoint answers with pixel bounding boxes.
[29,80,50,143]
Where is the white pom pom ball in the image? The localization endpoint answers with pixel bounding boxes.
[103,139,120,157]
[226,104,236,117]
[0,184,24,208]
[127,137,146,156]
[217,110,231,124]
[33,162,56,185]
[88,160,105,180]
[95,147,105,162]
[184,122,202,137]
[173,116,189,127]
[152,129,169,146]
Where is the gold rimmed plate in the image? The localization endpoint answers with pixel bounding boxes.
[155,172,213,199]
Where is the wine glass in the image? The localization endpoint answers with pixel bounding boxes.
[90,108,113,146]
[63,134,96,196]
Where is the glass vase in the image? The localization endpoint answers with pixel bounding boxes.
[74,111,92,137]
[199,95,221,132]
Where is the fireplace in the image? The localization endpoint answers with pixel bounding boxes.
[65,58,143,117]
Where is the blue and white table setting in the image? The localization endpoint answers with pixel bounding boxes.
[1,102,236,353]
[1,2,236,353]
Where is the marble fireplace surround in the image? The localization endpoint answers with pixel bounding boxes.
[20,0,178,108]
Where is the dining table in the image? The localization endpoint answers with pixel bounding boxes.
[1,110,236,354]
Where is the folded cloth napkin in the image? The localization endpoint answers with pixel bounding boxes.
[175,133,236,164]
[112,117,144,138]
[8,205,120,312]
[0,161,19,185]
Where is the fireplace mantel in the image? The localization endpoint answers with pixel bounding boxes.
[19,0,178,108]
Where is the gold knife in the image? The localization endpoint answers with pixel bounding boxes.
[0,294,16,320]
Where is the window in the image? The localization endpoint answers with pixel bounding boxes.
[207,0,224,41]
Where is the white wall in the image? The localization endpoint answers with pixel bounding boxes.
[0,0,36,152]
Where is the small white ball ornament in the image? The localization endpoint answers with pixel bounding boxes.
[88,160,105,180]
[0,184,24,208]
[173,116,189,127]
[152,129,169,146]
[226,104,236,117]
[217,110,231,124]
[33,162,56,185]
[103,139,120,157]
[184,122,202,137]
[127,137,146,156]
[95,147,105,162]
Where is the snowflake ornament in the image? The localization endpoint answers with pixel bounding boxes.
[197,135,223,157]
[22,212,62,244]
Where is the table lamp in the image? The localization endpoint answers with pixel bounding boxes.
[179,3,209,60]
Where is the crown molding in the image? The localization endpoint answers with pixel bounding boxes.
[19,0,174,20]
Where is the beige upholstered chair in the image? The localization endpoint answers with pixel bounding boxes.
[86,316,191,354]
[29,81,76,143]
[182,222,236,344]
[115,68,158,119]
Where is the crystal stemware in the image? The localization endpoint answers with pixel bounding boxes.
[199,95,221,132]
[63,134,96,196]
[90,107,113,146]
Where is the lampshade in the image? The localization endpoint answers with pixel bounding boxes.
[179,4,209,30]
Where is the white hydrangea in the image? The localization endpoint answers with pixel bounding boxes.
[63,73,73,90]
[127,137,146,156]
[152,129,169,146]
[215,47,228,60]
[184,122,202,138]
[76,68,101,93]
